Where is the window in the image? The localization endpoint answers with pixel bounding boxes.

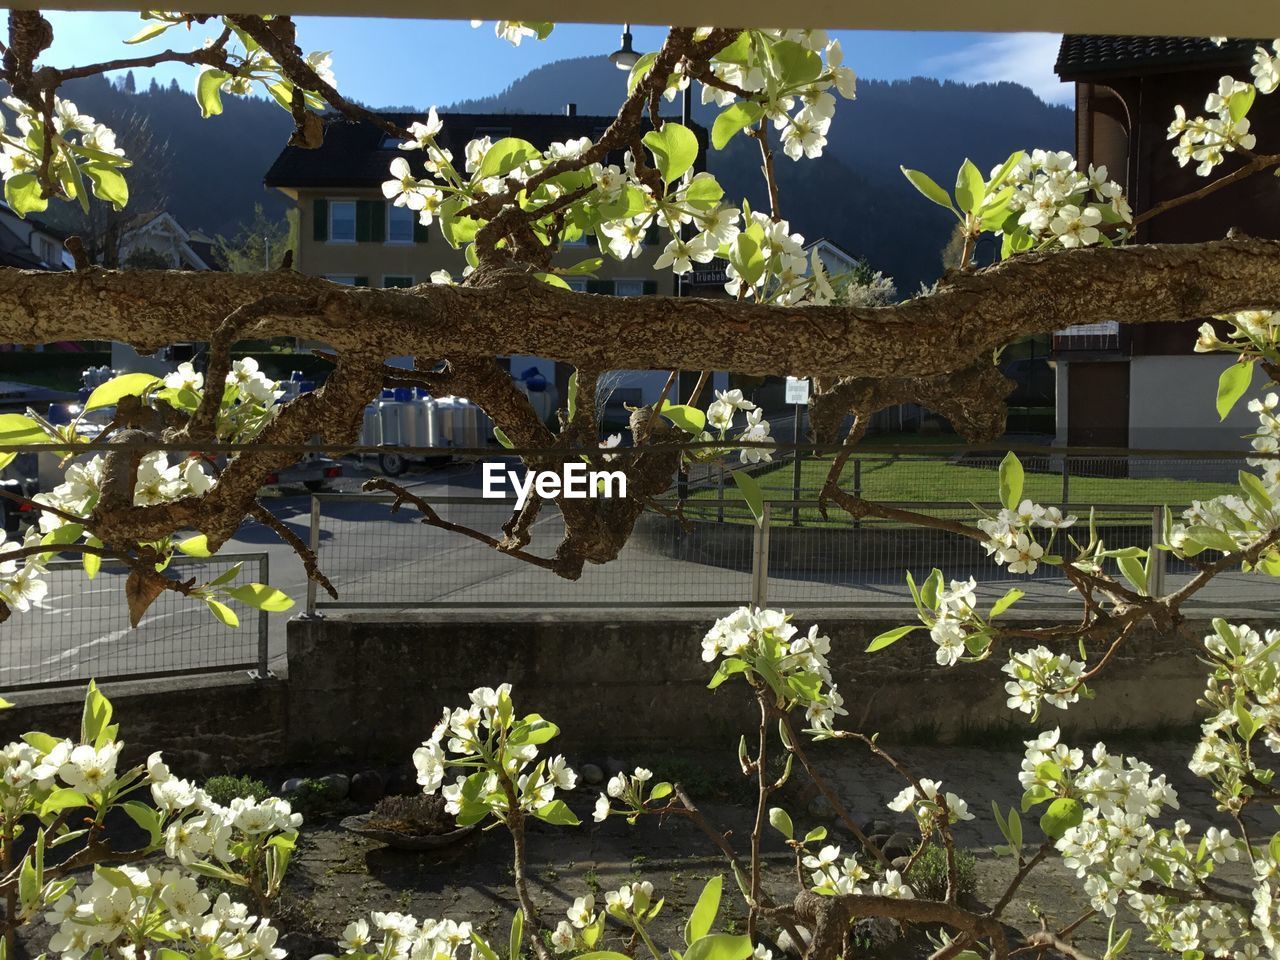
[325,274,369,287]
[614,279,646,297]
[379,135,402,149]
[386,203,415,244]
[565,278,588,292]
[329,201,356,243]
[383,275,415,288]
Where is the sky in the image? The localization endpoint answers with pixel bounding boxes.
[37,13,1073,108]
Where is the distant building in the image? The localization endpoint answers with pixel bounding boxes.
[0,203,68,271]
[1052,36,1280,451]
[264,107,725,414]
[118,212,222,271]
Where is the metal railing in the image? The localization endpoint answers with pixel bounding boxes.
[0,553,270,691]
[304,492,1237,615]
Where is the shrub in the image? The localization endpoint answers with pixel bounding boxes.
[904,844,977,901]
[203,773,270,807]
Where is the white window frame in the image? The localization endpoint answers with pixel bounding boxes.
[325,274,357,286]
[386,202,415,245]
[327,199,357,245]
[382,275,416,288]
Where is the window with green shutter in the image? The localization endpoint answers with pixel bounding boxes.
[355,200,375,242]
[313,198,328,241]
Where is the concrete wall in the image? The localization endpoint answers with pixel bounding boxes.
[0,674,287,775]
[286,612,1238,764]
[4,612,1248,774]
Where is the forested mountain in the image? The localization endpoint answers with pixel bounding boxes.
[35,54,1072,288]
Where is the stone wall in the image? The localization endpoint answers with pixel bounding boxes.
[285,611,1234,764]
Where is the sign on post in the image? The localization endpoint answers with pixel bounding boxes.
[785,376,810,405]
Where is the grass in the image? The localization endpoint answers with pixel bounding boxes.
[685,452,1238,526]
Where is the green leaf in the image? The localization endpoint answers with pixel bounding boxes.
[509,908,523,960]
[0,415,45,458]
[471,934,500,960]
[1216,362,1254,420]
[121,800,163,846]
[998,451,1024,511]
[901,167,956,213]
[5,174,48,217]
[954,159,985,216]
[206,562,243,588]
[683,933,753,960]
[566,370,579,422]
[1230,84,1256,122]
[766,40,823,86]
[83,536,102,580]
[126,19,177,44]
[642,122,699,184]
[712,31,751,65]
[224,583,294,612]
[626,51,659,94]
[206,599,239,628]
[707,657,749,689]
[989,587,1024,618]
[478,138,540,179]
[649,782,672,801]
[920,568,943,611]
[1240,470,1274,510]
[177,534,211,558]
[493,426,513,449]
[534,271,570,290]
[658,401,707,434]
[767,807,793,839]
[85,373,160,412]
[1039,797,1084,839]
[82,162,128,210]
[684,875,722,945]
[40,788,88,816]
[865,625,919,653]
[731,469,764,526]
[1116,555,1147,595]
[81,681,114,748]
[712,101,764,150]
[1235,703,1259,741]
[532,799,580,826]
[987,150,1026,191]
[196,69,228,118]
[803,825,827,843]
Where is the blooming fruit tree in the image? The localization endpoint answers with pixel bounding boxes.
[0,11,1278,960]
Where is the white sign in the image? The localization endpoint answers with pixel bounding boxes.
[785,377,810,405]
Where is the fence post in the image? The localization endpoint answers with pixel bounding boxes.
[1061,456,1071,506]
[852,458,862,530]
[254,553,271,679]
[1149,506,1167,596]
[751,502,771,609]
[305,495,321,617]
[717,468,725,523]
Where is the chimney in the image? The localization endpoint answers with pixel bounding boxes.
[565,102,577,117]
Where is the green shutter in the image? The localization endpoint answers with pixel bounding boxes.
[313,198,328,241]
[413,215,430,244]
[355,201,373,243]
[642,279,658,295]
[586,279,613,295]
[353,276,369,287]
[372,201,386,242]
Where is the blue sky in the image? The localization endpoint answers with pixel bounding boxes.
[38,13,1072,107]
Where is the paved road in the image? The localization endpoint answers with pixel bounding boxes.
[2,458,1278,689]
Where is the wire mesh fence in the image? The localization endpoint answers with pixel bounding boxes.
[0,554,270,691]
[308,447,1276,615]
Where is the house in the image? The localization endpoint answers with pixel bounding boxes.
[1052,36,1280,453]
[264,106,725,415]
[118,211,221,271]
[0,203,68,271]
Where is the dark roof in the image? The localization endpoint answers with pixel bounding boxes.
[1055,35,1265,80]
[264,111,704,189]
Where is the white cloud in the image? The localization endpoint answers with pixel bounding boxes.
[926,33,1072,105]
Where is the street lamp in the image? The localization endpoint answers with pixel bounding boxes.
[609,24,641,71]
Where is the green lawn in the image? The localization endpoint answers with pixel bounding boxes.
[684,453,1240,525]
